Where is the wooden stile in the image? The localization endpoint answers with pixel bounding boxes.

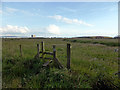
[34,42,64,69]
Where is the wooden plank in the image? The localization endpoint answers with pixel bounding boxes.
[67,43,71,70]
[43,61,50,67]
[44,57,53,60]
[54,58,63,69]
[39,51,42,54]
[42,60,53,67]
[43,52,53,55]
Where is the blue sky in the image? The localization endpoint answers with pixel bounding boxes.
[0,2,118,37]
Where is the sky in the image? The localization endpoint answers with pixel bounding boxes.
[0,2,118,37]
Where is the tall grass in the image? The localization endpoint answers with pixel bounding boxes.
[63,38,118,46]
[2,38,120,88]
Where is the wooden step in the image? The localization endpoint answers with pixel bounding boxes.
[42,60,52,67]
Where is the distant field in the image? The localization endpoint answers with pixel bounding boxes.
[63,38,118,46]
[2,38,120,88]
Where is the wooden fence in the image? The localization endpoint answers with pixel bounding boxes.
[19,41,71,70]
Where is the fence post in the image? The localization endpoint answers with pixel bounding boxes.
[41,41,44,59]
[53,45,63,69]
[67,43,71,70]
[19,45,22,57]
[37,44,39,58]
[53,45,56,59]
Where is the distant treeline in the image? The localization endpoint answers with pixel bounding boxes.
[75,36,116,39]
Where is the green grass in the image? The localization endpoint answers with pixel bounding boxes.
[2,38,120,88]
[63,38,118,46]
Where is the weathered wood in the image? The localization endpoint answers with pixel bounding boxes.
[44,57,53,60]
[43,52,53,55]
[53,45,63,69]
[42,60,53,67]
[37,44,39,58]
[67,43,71,70]
[19,45,22,57]
[53,45,56,59]
[54,58,63,69]
[39,51,42,54]
[43,61,50,67]
[41,41,44,58]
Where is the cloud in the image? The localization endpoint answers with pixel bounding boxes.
[46,24,60,35]
[59,7,76,12]
[5,7,18,13]
[49,15,94,27]
[48,15,62,20]
[4,7,37,16]
[0,10,2,14]
[0,25,30,35]
[63,17,73,24]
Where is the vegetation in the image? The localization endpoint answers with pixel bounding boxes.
[2,38,120,88]
[63,38,119,46]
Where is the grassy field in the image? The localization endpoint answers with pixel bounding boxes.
[2,38,120,88]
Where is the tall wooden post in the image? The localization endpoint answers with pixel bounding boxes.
[53,45,56,59]
[19,45,22,57]
[41,41,44,58]
[67,43,71,70]
[37,44,39,58]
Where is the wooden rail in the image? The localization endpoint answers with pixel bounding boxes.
[43,52,53,55]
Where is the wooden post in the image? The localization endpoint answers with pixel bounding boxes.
[37,44,39,58]
[19,45,22,57]
[41,41,44,58]
[67,43,71,70]
[53,45,63,69]
[53,45,56,59]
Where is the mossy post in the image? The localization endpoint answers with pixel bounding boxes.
[67,43,71,70]
[37,44,39,58]
[41,41,44,59]
[19,44,22,57]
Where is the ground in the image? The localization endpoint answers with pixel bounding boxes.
[2,38,120,88]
